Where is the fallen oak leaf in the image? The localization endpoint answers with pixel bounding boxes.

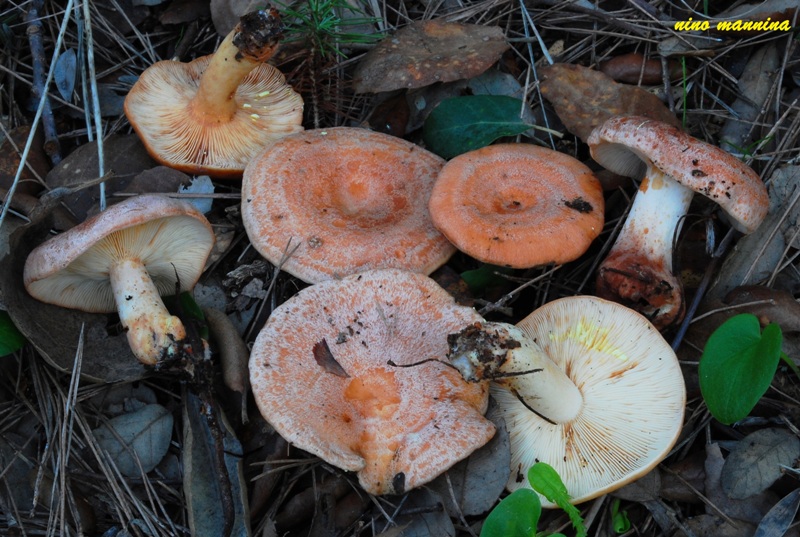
[540,63,681,142]
[352,19,509,93]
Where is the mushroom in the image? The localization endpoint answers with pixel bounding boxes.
[124,8,304,178]
[588,116,769,330]
[23,194,215,365]
[427,144,604,268]
[448,295,685,507]
[241,127,455,283]
[249,269,495,495]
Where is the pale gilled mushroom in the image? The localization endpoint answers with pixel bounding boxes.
[23,194,215,365]
[448,296,685,507]
[249,269,495,495]
[124,8,304,178]
[588,116,769,330]
[428,144,604,268]
[241,127,455,283]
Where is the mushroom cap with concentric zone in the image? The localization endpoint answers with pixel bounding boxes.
[494,296,685,507]
[124,57,303,179]
[587,116,768,233]
[241,127,456,283]
[23,194,215,313]
[249,269,495,495]
[428,144,604,268]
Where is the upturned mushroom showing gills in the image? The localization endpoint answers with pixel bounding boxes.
[448,296,685,507]
[249,269,495,495]
[428,144,604,268]
[124,8,303,178]
[242,127,455,283]
[23,194,215,365]
[588,116,769,330]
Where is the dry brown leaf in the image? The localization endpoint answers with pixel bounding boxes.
[539,63,681,142]
[46,134,158,221]
[704,443,778,524]
[721,428,800,500]
[352,20,509,93]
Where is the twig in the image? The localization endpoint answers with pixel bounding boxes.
[26,0,62,165]
[0,0,75,231]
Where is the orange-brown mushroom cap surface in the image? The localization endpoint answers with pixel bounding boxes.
[242,127,456,283]
[249,269,495,495]
[124,12,303,179]
[588,116,769,233]
[428,144,605,268]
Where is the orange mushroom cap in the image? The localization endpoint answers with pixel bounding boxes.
[241,127,456,283]
[124,9,304,178]
[249,269,495,495]
[428,144,605,268]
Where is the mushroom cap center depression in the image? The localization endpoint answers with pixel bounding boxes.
[309,159,411,228]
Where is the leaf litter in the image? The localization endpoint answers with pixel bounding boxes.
[0,0,799,536]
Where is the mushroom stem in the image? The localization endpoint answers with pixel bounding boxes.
[596,168,694,329]
[191,9,284,122]
[448,322,583,423]
[109,258,187,365]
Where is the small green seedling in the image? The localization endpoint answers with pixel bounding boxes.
[276,0,382,59]
[480,462,586,537]
[610,499,631,534]
[698,313,786,425]
[0,310,25,357]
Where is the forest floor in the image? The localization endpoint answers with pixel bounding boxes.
[1,0,799,536]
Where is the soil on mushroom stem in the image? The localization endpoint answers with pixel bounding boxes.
[1,0,798,535]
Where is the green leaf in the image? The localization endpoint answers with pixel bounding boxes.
[480,488,541,537]
[528,463,587,537]
[460,264,513,294]
[163,292,208,340]
[0,310,26,357]
[698,314,783,425]
[423,95,533,159]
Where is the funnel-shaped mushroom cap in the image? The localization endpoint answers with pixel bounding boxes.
[124,10,303,178]
[428,144,604,268]
[249,269,494,495]
[588,116,768,233]
[23,194,214,312]
[242,128,456,283]
[494,296,685,507]
[125,60,303,178]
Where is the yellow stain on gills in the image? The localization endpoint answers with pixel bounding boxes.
[549,319,628,361]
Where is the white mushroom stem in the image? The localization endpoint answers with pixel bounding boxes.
[596,167,695,329]
[448,322,583,423]
[109,258,187,365]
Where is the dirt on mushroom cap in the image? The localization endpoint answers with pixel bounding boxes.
[248,269,495,495]
[241,127,456,283]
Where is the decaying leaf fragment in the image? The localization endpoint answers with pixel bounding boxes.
[721,428,800,500]
[539,63,681,141]
[352,19,509,93]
